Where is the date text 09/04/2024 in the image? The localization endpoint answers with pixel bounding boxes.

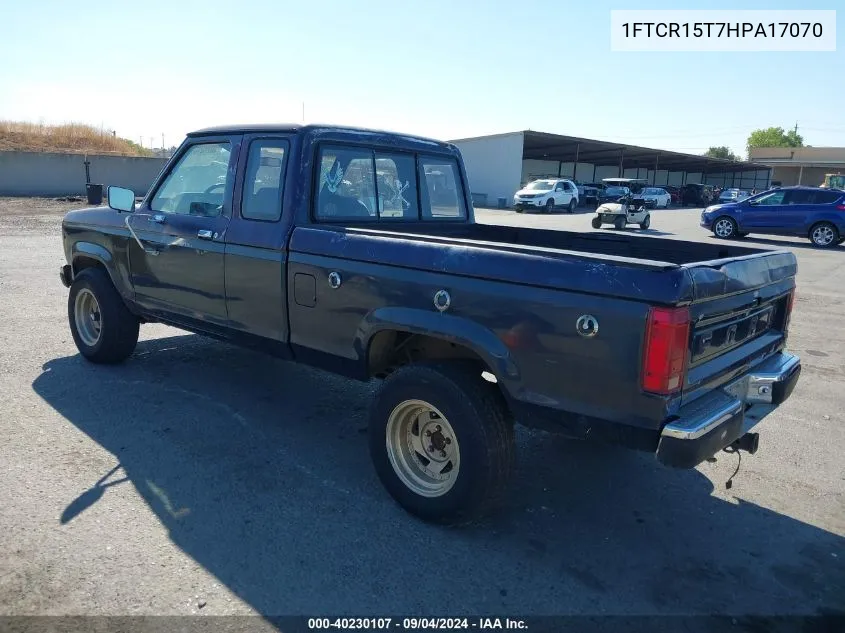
[621,22,823,38]
[307,618,528,630]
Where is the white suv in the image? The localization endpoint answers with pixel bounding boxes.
[513,179,579,213]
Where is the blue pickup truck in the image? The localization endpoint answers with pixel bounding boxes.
[59,124,801,523]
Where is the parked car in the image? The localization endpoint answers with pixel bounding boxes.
[660,185,681,205]
[639,187,672,209]
[58,123,801,524]
[718,188,751,204]
[597,186,630,204]
[513,178,579,213]
[681,183,715,207]
[581,182,606,206]
[701,185,845,248]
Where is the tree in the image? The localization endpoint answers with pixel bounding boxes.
[746,126,804,157]
[704,146,740,161]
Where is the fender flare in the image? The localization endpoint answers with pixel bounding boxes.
[70,241,128,298]
[356,306,521,390]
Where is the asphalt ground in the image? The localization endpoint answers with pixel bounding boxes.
[0,198,842,623]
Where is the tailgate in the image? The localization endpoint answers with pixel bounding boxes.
[681,250,796,404]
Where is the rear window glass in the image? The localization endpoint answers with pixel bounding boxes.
[314,146,466,222]
[419,158,467,220]
[375,153,419,220]
[315,146,377,220]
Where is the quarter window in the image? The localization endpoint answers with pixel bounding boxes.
[241,140,288,221]
[811,190,843,205]
[151,142,231,216]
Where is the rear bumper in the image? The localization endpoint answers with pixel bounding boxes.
[656,352,801,468]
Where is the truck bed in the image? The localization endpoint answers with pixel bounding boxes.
[289,222,796,305]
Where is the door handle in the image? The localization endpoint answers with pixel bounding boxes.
[150,214,166,224]
[197,230,216,240]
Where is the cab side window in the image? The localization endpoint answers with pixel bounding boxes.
[241,140,289,222]
[151,142,231,217]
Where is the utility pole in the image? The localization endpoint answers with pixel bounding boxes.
[302,101,305,123]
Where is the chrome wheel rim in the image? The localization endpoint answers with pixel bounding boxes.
[812,225,835,246]
[74,288,102,347]
[714,218,734,237]
[385,399,460,498]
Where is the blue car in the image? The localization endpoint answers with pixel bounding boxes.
[700,186,845,248]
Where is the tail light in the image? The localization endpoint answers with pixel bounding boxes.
[836,204,845,211]
[642,306,691,395]
[783,290,795,333]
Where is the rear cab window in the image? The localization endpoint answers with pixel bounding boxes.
[241,139,289,222]
[314,144,466,222]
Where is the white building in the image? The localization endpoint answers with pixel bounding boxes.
[450,131,772,207]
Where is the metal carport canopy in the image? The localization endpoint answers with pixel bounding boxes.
[521,130,767,174]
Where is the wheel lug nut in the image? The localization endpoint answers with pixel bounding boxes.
[445,438,452,445]
[435,425,442,432]
[440,450,447,457]
[425,430,431,437]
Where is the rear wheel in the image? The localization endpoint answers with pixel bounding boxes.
[591,216,602,229]
[713,216,738,239]
[810,222,839,248]
[545,198,555,213]
[614,216,626,230]
[369,362,515,524]
[640,214,651,230]
[568,199,576,213]
[68,268,139,363]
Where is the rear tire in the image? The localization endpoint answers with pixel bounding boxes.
[614,216,626,230]
[568,199,576,213]
[591,216,602,229]
[713,216,738,239]
[68,268,139,364]
[369,362,515,525]
[810,222,839,248]
[545,198,555,213]
[640,215,651,230]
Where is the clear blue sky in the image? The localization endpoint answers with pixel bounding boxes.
[1,0,841,156]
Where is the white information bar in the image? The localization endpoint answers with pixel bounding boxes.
[610,10,836,52]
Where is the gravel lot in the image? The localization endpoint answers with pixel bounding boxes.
[0,198,842,621]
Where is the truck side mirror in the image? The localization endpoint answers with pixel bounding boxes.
[108,186,136,212]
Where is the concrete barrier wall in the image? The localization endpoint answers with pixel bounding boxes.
[0,151,169,197]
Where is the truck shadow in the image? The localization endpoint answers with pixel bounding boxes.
[33,334,844,618]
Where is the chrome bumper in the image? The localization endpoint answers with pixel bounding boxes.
[656,352,801,468]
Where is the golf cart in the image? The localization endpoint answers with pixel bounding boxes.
[591,193,651,230]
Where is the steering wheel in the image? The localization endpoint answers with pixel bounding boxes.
[204,183,225,194]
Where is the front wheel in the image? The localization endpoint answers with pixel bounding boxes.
[810,222,839,248]
[545,198,555,213]
[713,216,738,239]
[640,215,651,230]
[68,268,139,363]
[369,362,515,524]
[614,216,626,230]
[591,216,602,229]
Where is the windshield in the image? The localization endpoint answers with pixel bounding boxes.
[644,188,661,195]
[721,190,738,197]
[605,187,626,195]
[526,181,554,190]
